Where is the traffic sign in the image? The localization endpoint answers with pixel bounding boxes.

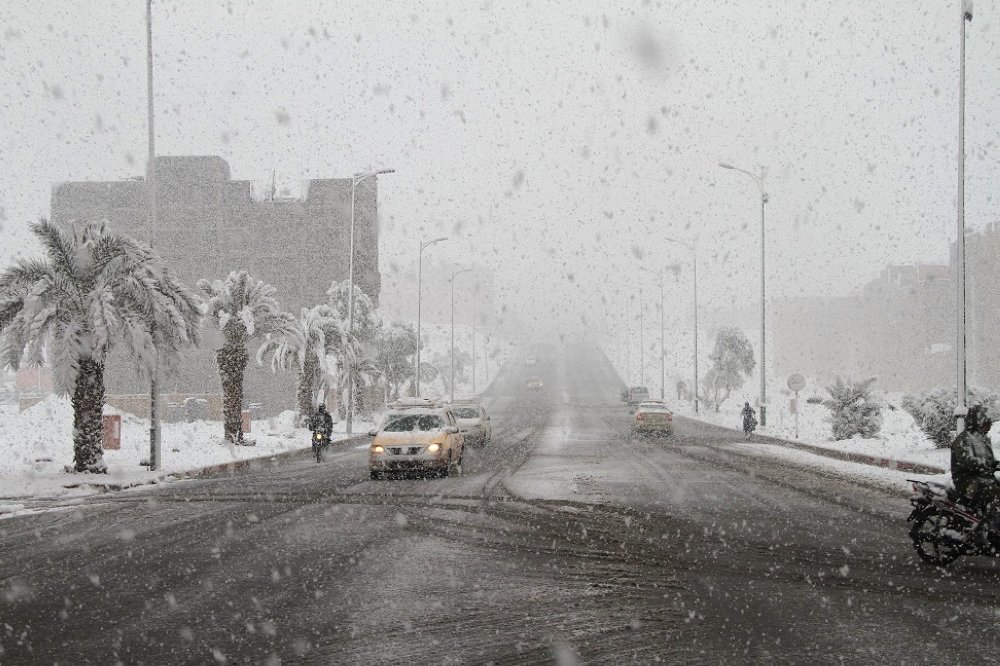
[787,373,805,392]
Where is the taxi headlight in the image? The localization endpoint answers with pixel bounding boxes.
[427,443,441,453]
[372,445,384,454]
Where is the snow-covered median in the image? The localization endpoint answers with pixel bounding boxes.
[0,396,371,503]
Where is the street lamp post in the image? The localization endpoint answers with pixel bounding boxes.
[640,267,665,400]
[450,268,473,401]
[956,0,974,430]
[720,161,769,426]
[639,287,645,388]
[345,168,394,434]
[471,285,478,394]
[664,237,699,414]
[145,0,162,470]
[626,295,632,385]
[415,237,447,398]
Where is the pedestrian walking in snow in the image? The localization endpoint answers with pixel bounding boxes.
[742,402,757,439]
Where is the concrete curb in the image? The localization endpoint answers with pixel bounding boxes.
[180,434,371,479]
[679,416,946,476]
[60,435,372,494]
[771,440,946,475]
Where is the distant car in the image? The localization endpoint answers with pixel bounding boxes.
[526,376,544,391]
[625,386,650,405]
[448,399,492,447]
[524,355,538,366]
[368,399,464,479]
[631,402,674,436]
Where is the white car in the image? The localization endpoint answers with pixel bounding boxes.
[448,400,492,447]
[631,402,674,436]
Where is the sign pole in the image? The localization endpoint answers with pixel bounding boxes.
[794,390,799,440]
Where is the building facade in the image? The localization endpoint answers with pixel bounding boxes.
[50,156,381,416]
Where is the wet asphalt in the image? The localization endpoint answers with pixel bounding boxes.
[1,346,999,665]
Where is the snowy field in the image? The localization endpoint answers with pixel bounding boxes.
[0,395,370,503]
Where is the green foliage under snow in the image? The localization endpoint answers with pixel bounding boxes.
[901,387,1000,449]
[822,376,882,440]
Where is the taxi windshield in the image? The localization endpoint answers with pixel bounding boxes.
[382,414,443,432]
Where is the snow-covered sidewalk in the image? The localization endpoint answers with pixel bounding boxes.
[673,397,950,481]
[0,396,371,505]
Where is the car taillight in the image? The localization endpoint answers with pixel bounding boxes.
[636,413,644,421]
[667,413,672,421]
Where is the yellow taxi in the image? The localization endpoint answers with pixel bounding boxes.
[368,399,465,479]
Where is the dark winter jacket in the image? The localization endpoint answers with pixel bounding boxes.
[951,430,999,494]
[741,405,756,429]
[309,410,333,436]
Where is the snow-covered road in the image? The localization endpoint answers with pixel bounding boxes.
[1,346,998,664]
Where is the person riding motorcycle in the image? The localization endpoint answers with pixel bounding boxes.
[741,402,757,436]
[309,404,333,439]
[950,404,1000,532]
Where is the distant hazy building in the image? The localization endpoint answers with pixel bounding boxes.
[50,156,382,416]
[770,264,953,393]
[962,222,1000,388]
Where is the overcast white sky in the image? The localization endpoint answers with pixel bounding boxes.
[1,0,997,341]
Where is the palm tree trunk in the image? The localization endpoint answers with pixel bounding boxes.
[217,343,249,444]
[297,355,317,426]
[72,358,107,473]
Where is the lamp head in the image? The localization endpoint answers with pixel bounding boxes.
[718,162,734,169]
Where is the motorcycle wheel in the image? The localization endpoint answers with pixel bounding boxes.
[910,509,964,567]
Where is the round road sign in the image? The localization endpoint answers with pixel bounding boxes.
[787,373,806,392]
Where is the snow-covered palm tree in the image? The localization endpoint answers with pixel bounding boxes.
[256,304,344,424]
[198,271,294,444]
[334,345,380,416]
[372,322,417,403]
[0,220,201,472]
[326,280,380,415]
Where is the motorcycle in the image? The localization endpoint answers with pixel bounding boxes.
[907,479,1000,566]
[312,430,329,463]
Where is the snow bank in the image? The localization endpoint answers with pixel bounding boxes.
[674,385,948,470]
[0,398,372,501]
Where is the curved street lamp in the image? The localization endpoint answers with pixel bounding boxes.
[415,236,448,398]
[450,268,473,401]
[345,168,394,434]
[719,161,769,426]
[639,266,665,401]
[662,236,700,413]
[956,0,974,429]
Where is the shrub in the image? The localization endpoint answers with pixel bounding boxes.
[823,377,882,440]
[901,387,1000,449]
